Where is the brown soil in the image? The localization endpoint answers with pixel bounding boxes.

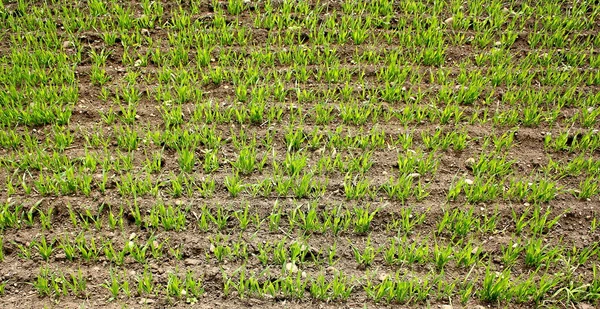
[0,1,599,308]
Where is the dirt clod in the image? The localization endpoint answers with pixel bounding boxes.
[185,259,202,266]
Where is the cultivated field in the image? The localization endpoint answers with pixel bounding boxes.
[0,0,599,308]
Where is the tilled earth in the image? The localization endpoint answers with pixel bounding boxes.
[0,0,599,308]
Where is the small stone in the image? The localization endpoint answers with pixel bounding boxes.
[209,244,215,252]
[464,179,474,185]
[285,262,298,273]
[62,41,72,48]
[134,59,143,67]
[139,298,155,305]
[444,17,454,25]
[301,271,307,278]
[441,305,453,309]
[408,173,421,178]
[465,157,476,169]
[141,28,150,36]
[129,233,136,240]
[471,246,479,255]
[185,258,202,266]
